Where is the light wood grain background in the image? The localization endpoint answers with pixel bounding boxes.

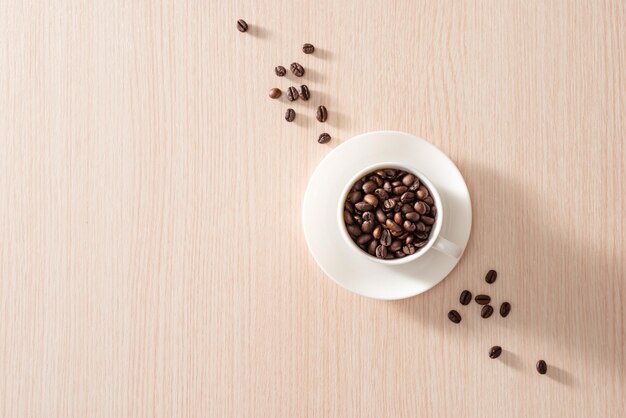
[1,1,625,417]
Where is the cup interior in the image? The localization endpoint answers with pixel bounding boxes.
[338,162,444,265]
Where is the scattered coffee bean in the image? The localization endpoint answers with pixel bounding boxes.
[287,86,299,101]
[300,85,310,101]
[475,294,491,305]
[500,302,511,317]
[302,43,315,54]
[275,65,286,76]
[460,290,472,305]
[285,108,295,122]
[481,305,494,318]
[290,62,305,77]
[316,105,328,122]
[269,88,281,99]
[237,19,248,32]
[489,346,502,359]
[318,133,331,144]
[448,310,462,324]
[343,168,437,259]
[536,360,548,374]
[485,269,497,284]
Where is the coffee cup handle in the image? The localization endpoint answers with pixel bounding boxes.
[433,236,462,258]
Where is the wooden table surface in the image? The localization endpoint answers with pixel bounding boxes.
[1,1,625,417]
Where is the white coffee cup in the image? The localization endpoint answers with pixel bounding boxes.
[338,162,462,265]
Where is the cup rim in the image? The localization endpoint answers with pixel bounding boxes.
[337,162,444,265]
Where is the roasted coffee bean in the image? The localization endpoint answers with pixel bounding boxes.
[285,108,296,122]
[405,212,420,222]
[354,179,365,190]
[393,186,408,196]
[403,220,416,232]
[269,88,281,99]
[481,305,494,318]
[388,240,401,252]
[275,65,286,76]
[287,86,299,101]
[290,62,305,77]
[459,290,472,305]
[343,210,353,225]
[402,174,416,186]
[362,181,377,193]
[500,302,511,317]
[415,240,428,248]
[400,192,415,203]
[383,181,393,192]
[356,234,372,245]
[355,202,373,211]
[372,225,382,239]
[430,206,437,216]
[416,186,429,199]
[384,169,397,178]
[485,269,498,284]
[393,212,403,225]
[415,231,429,240]
[345,201,354,213]
[421,216,435,225]
[402,244,416,255]
[536,360,548,375]
[347,225,362,237]
[375,244,387,258]
[423,196,434,205]
[361,221,374,234]
[368,176,380,187]
[424,225,432,232]
[363,194,378,207]
[414,201,429,215]
[375,209,387,223]
[368,240,378,255]
[316,105,328,122]
[392,181,402,187]
[394,250,405,258]
[374,189,389,200]
[383,199,396,210]
[362,212,374,222]
[302,43,315,54]
[400,204,413,214]
[353,215,363,224]
[318,133,331,144]
[448,310,462,324]
[391,228,403,237]
[386,219,402,233]
[380,229,392,246]
[299,85,310,101]
[489,346,502,359]
[237,19,248,32]
[475,294,491,305]
[405,235,414,244]
[415,222,427,232]
[347,191,362,204]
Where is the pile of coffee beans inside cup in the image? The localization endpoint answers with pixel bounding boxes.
[448,270,549,375]
[343,168,437,260]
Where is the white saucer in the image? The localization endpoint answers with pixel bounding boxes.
[302,131,472,300]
